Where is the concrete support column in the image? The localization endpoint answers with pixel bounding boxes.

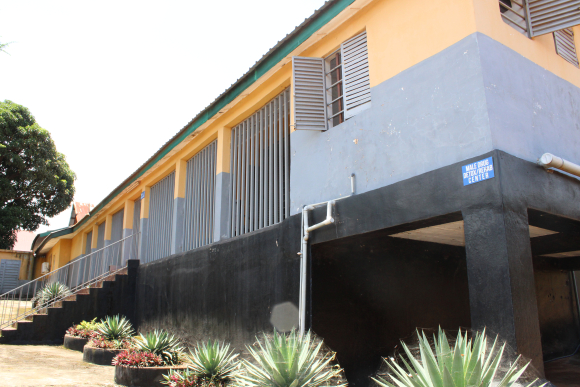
[138,187,150,263]
[214,127,231,242]
[171,160,187,255]
[463,205,544,374]
[122,199,136,264]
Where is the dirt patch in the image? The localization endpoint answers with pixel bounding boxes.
[0,344,119,386]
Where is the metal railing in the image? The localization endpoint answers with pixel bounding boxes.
[0,232,140,330]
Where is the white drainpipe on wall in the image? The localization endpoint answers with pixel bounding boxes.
[298,174,355,335]
[538,153,580,177]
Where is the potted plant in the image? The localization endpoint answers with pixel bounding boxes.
[114,329,186,387]
[64,318,99,351]
[83,315,135,366]
[162,340,239,387]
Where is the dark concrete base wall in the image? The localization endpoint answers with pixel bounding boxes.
[135,216,302,351]
[312,235,471,387]
[135,150,580,379]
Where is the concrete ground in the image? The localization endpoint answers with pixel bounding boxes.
[0,344,118,387]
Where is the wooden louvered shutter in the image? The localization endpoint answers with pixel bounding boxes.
[342,31,371,119]
[554,28,579,66]
[292,57,327,131]
[526,0,580,37]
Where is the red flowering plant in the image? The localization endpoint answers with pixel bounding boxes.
[89,336,133,350]
[113,350,164,367]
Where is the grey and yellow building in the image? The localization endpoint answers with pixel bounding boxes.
[30,0,580,384]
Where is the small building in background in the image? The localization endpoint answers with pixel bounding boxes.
[0,231,35,294]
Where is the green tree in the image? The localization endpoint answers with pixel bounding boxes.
[0,100,75,249]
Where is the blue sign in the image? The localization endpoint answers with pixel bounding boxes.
[462,157,494,186]
[140,191,145,200]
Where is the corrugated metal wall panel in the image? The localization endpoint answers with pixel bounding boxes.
[184,141,217,251]
[0,259,21,294]
[554,28,579,66]
[527,0,580,37]
[292,57,327,131]
[85,232,92,254]
[111,210,124,242]
[230,88,290,237]
[133,199,141,235]
[145,172,175,263]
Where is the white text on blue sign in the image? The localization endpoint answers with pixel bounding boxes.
[462,157,494,186]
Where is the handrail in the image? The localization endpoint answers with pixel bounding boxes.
[0,232,140,330]
[0,233,138,298]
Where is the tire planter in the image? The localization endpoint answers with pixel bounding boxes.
[114,364,187,387]
[83,345,125,366]
[63,334,89,352]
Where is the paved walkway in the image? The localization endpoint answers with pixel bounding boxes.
[0,344,118,386]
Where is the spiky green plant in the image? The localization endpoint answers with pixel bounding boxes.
[31,281,72,308]
[185,340,239,381]
[236,329,345,387]
[135,330,184,365]
[373,327,545,387]
[97,315,135,340]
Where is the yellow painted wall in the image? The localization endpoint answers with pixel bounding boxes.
[33,255,48,279]
[0,250,33,280]
[41,0,580,265]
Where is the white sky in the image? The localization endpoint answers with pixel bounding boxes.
[0,0,326,234]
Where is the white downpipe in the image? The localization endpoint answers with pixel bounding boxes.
[298,174,355,335]
[538,153,580,177]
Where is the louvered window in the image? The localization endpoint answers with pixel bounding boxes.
[499,0,529,34]
[554,28,579,66]
[499,0,580,38]
[293,31,371,131]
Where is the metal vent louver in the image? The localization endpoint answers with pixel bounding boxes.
[342,31,371,119]
[527,0,580,37]
[230,88,290,237]
[145,172,175,263]
[183,140,217,250]
[292,57,327,131]
[554,28,580,66]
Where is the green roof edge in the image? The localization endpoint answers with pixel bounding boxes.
[36,0,355,253]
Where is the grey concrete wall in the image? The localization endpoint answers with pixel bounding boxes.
[289,34,492,214]
[478,33,580,165]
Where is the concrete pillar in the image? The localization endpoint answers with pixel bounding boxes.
[138,187,150,263]
[214,127,231,241]
[463,205,544,374]
[171,159,187,255]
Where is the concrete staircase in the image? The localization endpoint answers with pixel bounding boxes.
[0,260,138,344]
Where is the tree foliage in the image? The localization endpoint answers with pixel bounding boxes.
[0,100,75,249]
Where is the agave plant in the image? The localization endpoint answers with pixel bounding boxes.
[185,340,239,381]
[31,281,72,308]
[373,327,545,387]
[96,315,135,341]
[236,329,345,387]
[135,330,184,365]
